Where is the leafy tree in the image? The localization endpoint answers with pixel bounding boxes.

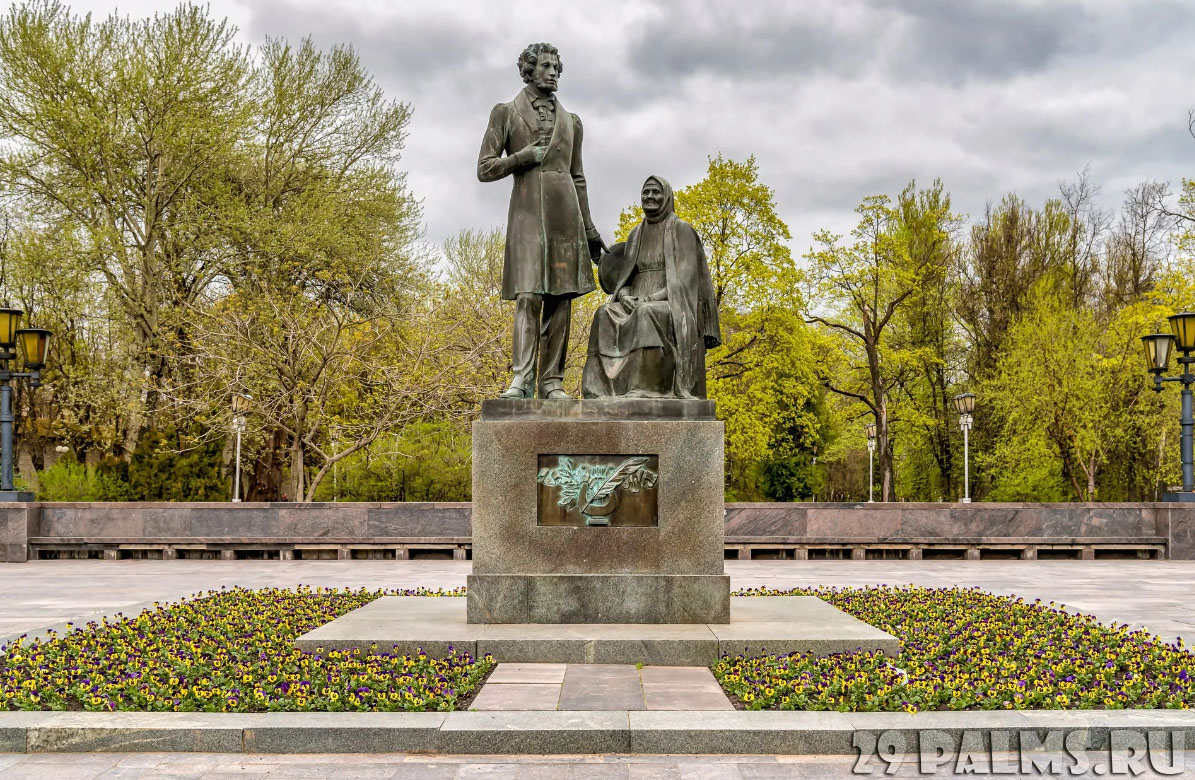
[0,1,253,455]
[888,182,964,500]
[984,280,1165,501]
[435,227,516,406]
[805,182,957,501]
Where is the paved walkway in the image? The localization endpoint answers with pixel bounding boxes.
[1,750,1193,778]
[2,559,1193,644]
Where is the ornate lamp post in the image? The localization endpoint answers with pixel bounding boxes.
[952,392,976,503]
[0,308,52,501]
[1142,312,1195,500]
[865,422,877,503]
[231,392,251,503]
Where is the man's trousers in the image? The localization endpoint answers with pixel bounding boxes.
[509,292,571,397]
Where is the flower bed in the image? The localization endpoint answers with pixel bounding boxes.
[717,586,1195,712]
[0,586,490,713]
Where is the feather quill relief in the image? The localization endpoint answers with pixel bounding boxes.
[580,456,649,513]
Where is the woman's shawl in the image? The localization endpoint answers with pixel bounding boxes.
[601,214,721,395]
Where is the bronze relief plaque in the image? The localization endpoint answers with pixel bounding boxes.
[537,454,659,527]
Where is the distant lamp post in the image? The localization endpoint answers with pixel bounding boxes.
[1143,312,1195,500]
[231,392,251,503]
[865,422,877,503]
[952,392,977,503]
[0,308,52,501]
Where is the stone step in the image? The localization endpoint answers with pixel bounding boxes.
[3,709,1193,755]
[470,663,735,711]
[294,595,900,665]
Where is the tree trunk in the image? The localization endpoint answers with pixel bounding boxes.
[878,394,894,502]
[246,428,285,501]
[289,436,305,502]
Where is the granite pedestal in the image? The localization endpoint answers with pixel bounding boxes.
[467,399,729,624]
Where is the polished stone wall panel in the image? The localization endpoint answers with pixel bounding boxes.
[1167,507,1195,560]
[0,505,34,562]
[365,503,471,537]
[9,500,1190,560]
[723,505,807,537]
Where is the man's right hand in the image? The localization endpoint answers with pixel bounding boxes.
[520,140,548,166]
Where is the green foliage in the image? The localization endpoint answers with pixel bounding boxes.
[759,453,823,502]
[311,422,471,502]
[33,453,133,501]
[128,427,226,502]
[33,453,90,501]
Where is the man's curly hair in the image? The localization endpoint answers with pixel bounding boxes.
[518,42,562,84]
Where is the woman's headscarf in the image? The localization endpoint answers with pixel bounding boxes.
[642,175,674,223]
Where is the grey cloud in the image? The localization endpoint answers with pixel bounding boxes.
[876,0,1086,83]
[625,0,886,81]
[215,0,1195,256]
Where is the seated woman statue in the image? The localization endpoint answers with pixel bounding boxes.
[582,175,721,399]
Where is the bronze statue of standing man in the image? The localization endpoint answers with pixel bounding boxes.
[478,42,605,399]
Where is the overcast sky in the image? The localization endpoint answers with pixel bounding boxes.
[31,0,1195,253]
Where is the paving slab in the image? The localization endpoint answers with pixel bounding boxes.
[296,596,897,665]
[637,666,717,685]
[559,666,645,711]
[487,663,568,684]
[641,682,733,711]
[469,683,561,711]
[469,664,735,713]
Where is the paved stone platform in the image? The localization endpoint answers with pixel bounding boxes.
[471,663,734,711]
[4,560,1195,647]
[294,596,899,664]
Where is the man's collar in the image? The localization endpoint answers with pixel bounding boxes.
[523,86,556,103]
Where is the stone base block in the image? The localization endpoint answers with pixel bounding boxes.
[295,596,900,665]
[467,573,730,624]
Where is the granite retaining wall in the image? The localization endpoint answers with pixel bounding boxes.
[1,501,1191,562]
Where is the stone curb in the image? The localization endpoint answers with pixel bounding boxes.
[1,710,1193,755]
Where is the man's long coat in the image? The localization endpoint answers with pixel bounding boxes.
[478,88,598,300]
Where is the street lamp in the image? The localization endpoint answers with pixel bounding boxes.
[865,422,877,503]
[952,392,976,503]
[231,392,251,503]
[0,308,52,501]
[1143,312,1195,500]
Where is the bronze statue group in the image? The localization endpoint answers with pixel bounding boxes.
[478,42,720,401]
